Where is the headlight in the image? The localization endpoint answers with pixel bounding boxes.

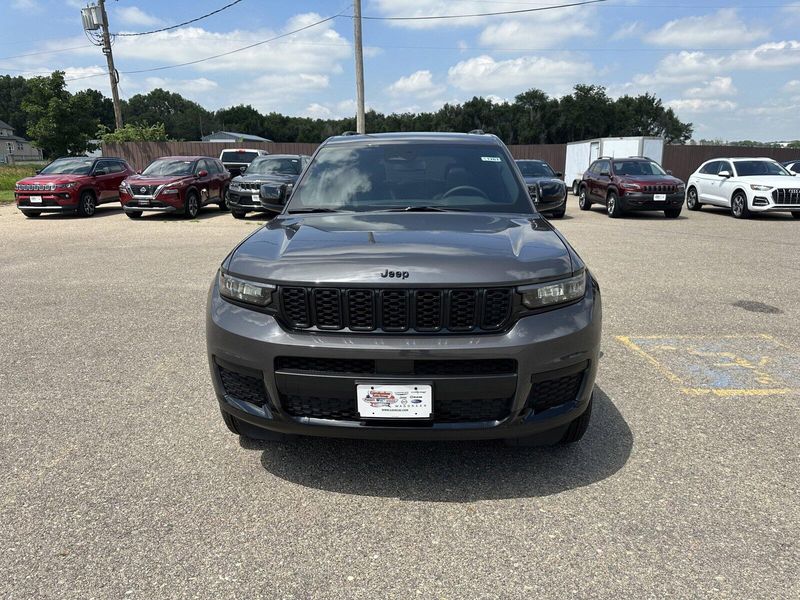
[55,182,77,189]
[218,271,275,307]
[518,272,586,309]
[620,181,641,191]
[160,185,179,195]
[230,181,242,191]
[750,184,773,191]
[677,184,685,192]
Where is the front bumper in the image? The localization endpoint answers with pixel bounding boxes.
[535,194,567,214]
[206,277,602,441]
[228,190,268,212]
[620,192,684,211]
[749,194,800,213]
[121,194,181,213]
[16,192,78,212]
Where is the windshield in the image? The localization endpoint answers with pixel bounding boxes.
[221,151,259,164]
[516,161,555,178]
[734,161,790,177]
[142,159,195,176]
[247,157,301,176]
[39,158,95,175]
[613,160,666,176]
[288,143,532,214]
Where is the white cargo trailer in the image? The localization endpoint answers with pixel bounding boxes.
[564,137,664,195]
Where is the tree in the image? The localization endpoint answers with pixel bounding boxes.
[215,104,265,137]
[124,88,219,140]
[96,122,169,142]
[22,71,100,157]
[0,74,30,135]
[73,88,115,132]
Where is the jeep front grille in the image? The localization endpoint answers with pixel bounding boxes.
[278,286,513,333]
[642,184,676,193]
[772,188,800,205]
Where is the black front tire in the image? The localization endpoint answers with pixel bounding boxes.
[578,187,591,210]
[126,210,142,219]
[791,212,800,219]
[558,398,592,445]
[231,209,247,219]
[219,187,230,211]
[730,192,750,219]
[76,191,96,218]
[606,192,624,218]
[184,191,200,219]
[665,207,682,218]
[686,187,701,211]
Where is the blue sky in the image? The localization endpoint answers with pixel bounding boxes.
[2,0,800,141]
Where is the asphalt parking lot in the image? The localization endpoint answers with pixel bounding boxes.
[1,201,797,599]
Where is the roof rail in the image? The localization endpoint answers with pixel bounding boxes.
[468,129,485,135]
[340,131,360,136]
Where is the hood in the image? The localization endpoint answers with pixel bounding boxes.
[621,174,684,185]
[226,213,576,286]
[18,174,87,185]
[233,173,297,185]
[523,176,565,187]
[733,175,799,188]
[125,174,194,186]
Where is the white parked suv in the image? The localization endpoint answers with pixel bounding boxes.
[686,158,800,219]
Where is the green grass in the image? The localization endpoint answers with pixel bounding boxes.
[0,163,46,203]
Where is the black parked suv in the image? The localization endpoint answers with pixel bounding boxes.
[206,132,601,447]
[227,154,310,219]
[515,159,567,218]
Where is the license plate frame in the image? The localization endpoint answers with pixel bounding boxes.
[653,193,667,201]
[29,195,42,204]
[356,382,433,419]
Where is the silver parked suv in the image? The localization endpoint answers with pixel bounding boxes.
[206,132,602,446]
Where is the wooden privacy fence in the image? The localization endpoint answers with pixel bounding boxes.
[103,141,799,183]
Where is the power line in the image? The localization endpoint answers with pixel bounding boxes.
[361,0,610,20]
[64,10,346,82]
[113,0,246,37]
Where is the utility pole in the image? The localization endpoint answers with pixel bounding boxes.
[353,0,366,134]
[98,0,123,129]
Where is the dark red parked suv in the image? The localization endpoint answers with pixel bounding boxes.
[578,157,685,218]
[120,156,231,219]
[15,156,134,218]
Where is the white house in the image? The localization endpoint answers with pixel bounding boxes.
[0,119,43,163]
[201,130,272,143]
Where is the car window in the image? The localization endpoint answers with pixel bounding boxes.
[516,161,555,177]
[220,151,259,163]
[288,142,533,214]
[142,159,195,176]
[733,160,790,177]
[105,161,124,174]
[94,161,112,175]
[613,160,666,176]
[597,160,610,175]
[196,159,211,174]
[790,162,800,174]
[39,158,95,175]
[588,162,599,175]
[247,157,302,176]
[718,161,733,175]
[699,161,720,175]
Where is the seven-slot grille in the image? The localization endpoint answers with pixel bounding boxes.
[642,184,676,193]
[278,286,513,333]
[773,188,800,205]
[239,182,261,191]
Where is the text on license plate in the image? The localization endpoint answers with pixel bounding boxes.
[30,195,42,203]
[653,193,667,201]
[356,383,433,419]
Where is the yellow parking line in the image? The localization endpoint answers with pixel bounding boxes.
[615,335,684,384]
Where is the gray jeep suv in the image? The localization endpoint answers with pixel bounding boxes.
[206,132,601,446]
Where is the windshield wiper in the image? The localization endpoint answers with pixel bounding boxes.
[287,207,339,214]
[383,205,470,212]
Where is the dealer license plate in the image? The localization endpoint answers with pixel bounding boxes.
[356,383,433,419]
[30,195,42,203]
[654,193,667,201]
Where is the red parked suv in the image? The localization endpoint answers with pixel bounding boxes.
[15,156,134,218]
[120,156,231,219]
[578,157,685,218]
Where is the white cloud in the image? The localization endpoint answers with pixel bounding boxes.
[11,0,41,11]
[478,6,595,49]
[115,6,163,28]
[667,99,737,113]
[144,76,218,92]
[447,54,592,96]
[369,1,487,29]
[388,70,445,98]
[685,77,736,99]
[647,9,769,48]
[302,99,356,119]
[611,22,641,41]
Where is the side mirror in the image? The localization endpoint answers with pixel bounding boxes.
[136,169,142,175]
[666,170,673,175]
[35,169,41,174]
[197,170,208,178]
[240,165,246,173]
[600,170,610,177]
[260,183,288,203]
[556,171,563,178]
[718,170,731,178]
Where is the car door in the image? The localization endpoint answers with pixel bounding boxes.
[695,161,720,204]
[594,159,611,203]
[583,161,597,199]
[104,160,127,203]
[707,160,733,206]
[92,160,117,202]
[196,159,218,205]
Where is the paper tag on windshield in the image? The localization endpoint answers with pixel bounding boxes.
[481,156,502,162]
